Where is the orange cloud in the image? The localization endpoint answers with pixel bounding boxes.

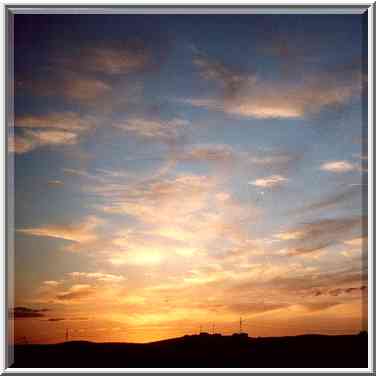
[76,44,149,75]
[61,76,111,101]
[68,272,125,283]
[15,112,94,132]
[56,284,96,301]
[11,112,95,154]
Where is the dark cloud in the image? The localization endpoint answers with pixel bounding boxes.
[47,318,65,322]
[189,50,362,119]
[295,185,362,214]
[11,306,50,319]
[47,317,89,322]
[193,52,252,98]
[312,285,367,298]
[231,265,366,298]
[285,216,364,256]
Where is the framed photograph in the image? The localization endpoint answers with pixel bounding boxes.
[3,2,374,373]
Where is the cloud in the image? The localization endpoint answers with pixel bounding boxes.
[43,280,60,287]
[297,185,361,213]
[19,72,112,103]
[61,76,112,101]
[344,237,364,248]
[11,307,49,319]
[179,144,236,163]
[250,175,288,188]
[109,248,165,266]
[68,272,125,282]
[48,180,64,186]
[90,172,258,266]
[11,112,95,154]
[18,38,150,87]
[320,160,357,173]
[301,302,341,312]
[312,285,367,298]
[56,284,96,301]
[17,215,102,247]
[276,216,363,256]
[17,39,154,108]
[249,152,298,167]
[50,40,150,76]
[8,134,35,154]
[177,146,300,178]
[231,263,366,303]
[114,118,189,142]
[72,43,150,75]
[227,302,288,315]
[185,53,361,119]
[193,53,252,96]
[47,318,65,322]
[183,97,303,119]
[274,231,304,241]
[15,112,94,132]
[341,236,367,258]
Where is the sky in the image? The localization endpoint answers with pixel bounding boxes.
[10,13,368,344]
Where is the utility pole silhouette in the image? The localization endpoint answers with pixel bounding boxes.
[212,323,215,334]
[240,317,242,333]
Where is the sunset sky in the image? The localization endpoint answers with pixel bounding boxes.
[11,13,368,344]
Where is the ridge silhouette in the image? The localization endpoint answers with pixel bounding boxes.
[12,332,367,368]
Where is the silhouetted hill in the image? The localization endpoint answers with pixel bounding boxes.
[12,333,368,368]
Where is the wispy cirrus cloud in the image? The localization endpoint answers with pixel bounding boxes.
[275,216,364,256]
[86,171,259,266]
[56,284,96,302]
[177,145,301,177]
[15,112,95,132]
[48,39,151,77]
[179,144,235,163]
[18,72,112,103]
[184,53,362,119]
[11,112,95,154]
[17,40,152,105]
[296,185,361,213]
[17,215,102,247]
[68,272,125,283]
[114,118,189,142]
[9,130,79,154]
[193,52,252,96]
